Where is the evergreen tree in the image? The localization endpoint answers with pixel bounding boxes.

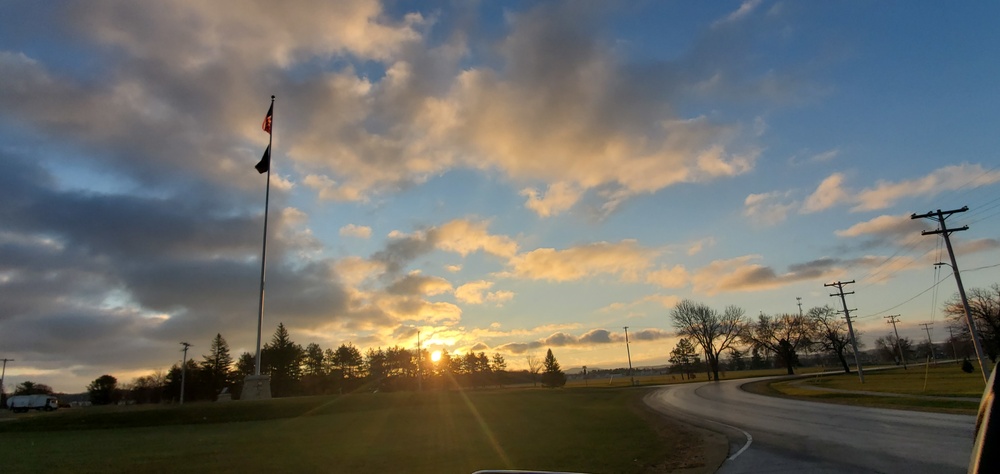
[669,338,698,378]
[490,352,508,387]
[235,351,256,377]
[262,323,304,397]
[541,348,566,388]
[303,343,326,376]
[200,333,234,399]
[332,343,363,379]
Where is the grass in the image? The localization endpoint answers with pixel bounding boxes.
[747,363,988,415]
[0,388,715,474]
[801,363,987,397]
[566,367,829,388]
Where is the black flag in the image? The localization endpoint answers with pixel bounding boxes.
[255,145,270,174]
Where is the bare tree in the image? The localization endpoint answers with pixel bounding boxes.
[670,300,746,381]
[526,354,542,387]
[874,334,915,364]
[743,312,813,375]
[943,284,1000,361]
[808,305,854,373]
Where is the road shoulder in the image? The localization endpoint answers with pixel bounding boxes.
[634,389,728,473]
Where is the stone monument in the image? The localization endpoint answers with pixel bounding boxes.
[240,374,272,400]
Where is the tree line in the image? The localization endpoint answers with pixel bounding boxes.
[668,284,1000,379]
[61,323,567,405]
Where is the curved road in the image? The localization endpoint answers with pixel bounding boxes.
[644,378,976,473]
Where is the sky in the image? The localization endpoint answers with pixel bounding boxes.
[1,0,999,393]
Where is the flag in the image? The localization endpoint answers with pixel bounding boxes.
[262,103,273,134]
[255,145,270,174]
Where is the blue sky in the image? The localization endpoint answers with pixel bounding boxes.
[1,0,998,392]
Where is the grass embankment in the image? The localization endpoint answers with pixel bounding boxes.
[566,367,828,388]
[745,364,988,415]
[0,388,714,474]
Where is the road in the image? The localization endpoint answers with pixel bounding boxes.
[643,378,977,473]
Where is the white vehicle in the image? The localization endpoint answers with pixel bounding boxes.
[6,394,59,413]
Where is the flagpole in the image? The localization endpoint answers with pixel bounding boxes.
[254,95,274,377]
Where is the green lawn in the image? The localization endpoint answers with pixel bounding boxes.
[801,363,988,397]
[0,388,713,474]
[752,364,989,414]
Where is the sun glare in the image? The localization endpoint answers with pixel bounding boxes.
[431,350,442,362]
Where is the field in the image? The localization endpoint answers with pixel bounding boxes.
[0,388,721,474]
[749,363,989,414]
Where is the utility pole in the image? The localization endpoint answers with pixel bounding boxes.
[180,342,191,405]
[826,280,864,383]
[797,297,803,317]
[884,315,907,369]
[947,327,959,361]
[919,323,935,363]
[1,358,13,405]
[623,326,635,386]
[416,331,422,392]
[912,206,988,381]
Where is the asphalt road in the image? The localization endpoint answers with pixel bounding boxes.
[643,378,977,473]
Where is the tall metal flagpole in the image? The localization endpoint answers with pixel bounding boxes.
[254,95,274,377]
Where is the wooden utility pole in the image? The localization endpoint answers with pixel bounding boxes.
[827,280,864,383]
[912,206,988,381]
[0,358,13,404]
[919,323,935,362]
[180,342,191,404]
[947,327,959,361]
[884,315,907,369]
[416,331,422,392]
[623,326,635,386]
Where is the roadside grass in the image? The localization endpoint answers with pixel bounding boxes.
[566,366,829,388]
[800,363,987,397]
[744,364,987,415]
[0,388,712,474]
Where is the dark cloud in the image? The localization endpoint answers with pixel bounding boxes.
[495,327,670,354]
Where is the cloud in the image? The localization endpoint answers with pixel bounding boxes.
[339,224,373,239]
[455,280,514,306]
[521,182,584,217]
[686,237,715,256]
[386,271,452,296]
[645,265,689,289]
[495,327,672,354]
[432,219,519,258]
[744,190,798,224]
[802,173,849,213]
[803,165,1000,214]
[789,148,839,166]
[956,238,1000,256]
[714,0,763,27]
[691,255,842,295]
[75,1,423,67]
[853,164,1000,212]
[835,214,924,238]
[507,240,657,282]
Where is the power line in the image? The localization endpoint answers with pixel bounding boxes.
[858,272,952,320]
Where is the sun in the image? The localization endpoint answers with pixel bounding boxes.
[430,350,442,362]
